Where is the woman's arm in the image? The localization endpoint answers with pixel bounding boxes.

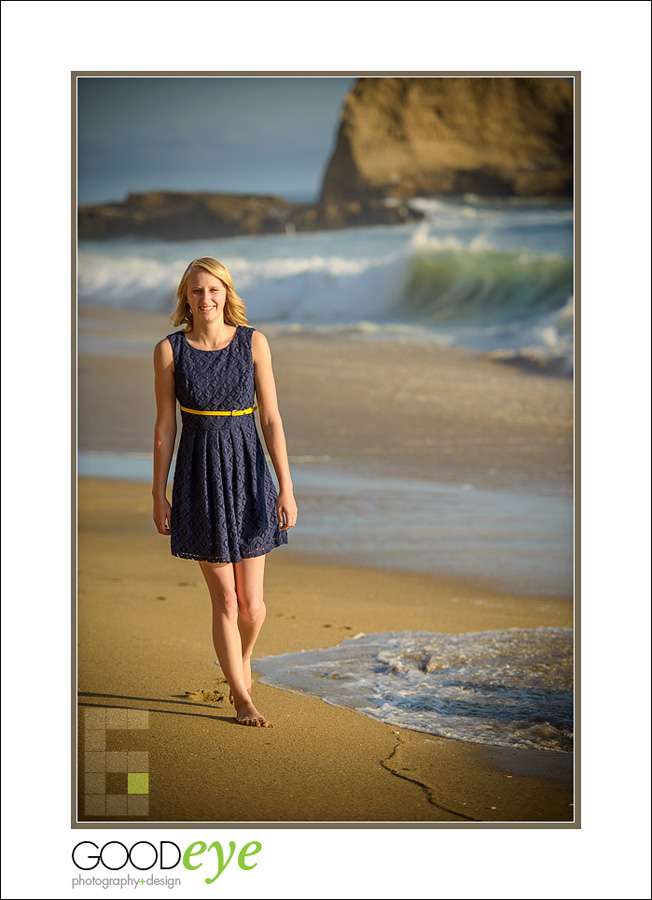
[252,330,298,531]
[152,338,177,535]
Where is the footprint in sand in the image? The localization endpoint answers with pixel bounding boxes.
[176,582,198,588]
[184,689,225,703]
[155,596,166,601]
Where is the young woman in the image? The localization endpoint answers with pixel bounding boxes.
[152,257,298,727]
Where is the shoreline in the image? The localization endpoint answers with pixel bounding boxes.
[78,452,573,597]
[77,478,574,824]
[79,306,573,494]
[76,305,574,823]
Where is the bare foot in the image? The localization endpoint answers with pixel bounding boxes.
[229,686,252,705]
[234,698,271,728]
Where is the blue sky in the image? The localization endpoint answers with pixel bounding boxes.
[78,76,356,204]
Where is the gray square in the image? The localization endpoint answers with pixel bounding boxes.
[105,709,129,730]
[105,752,128,772]
[84,708,106,729]
[106,794,128,816]
[127,751,149,773]
[84,794,106,816]
[85,752,105,773]
[85,773,106,794]
[128,709,149,730]
[128,795,149,816]
[85,730,106,751]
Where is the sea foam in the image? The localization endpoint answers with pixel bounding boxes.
[255,627,574,752]
[79,195,574,374]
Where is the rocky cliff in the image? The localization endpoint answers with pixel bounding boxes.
[320,77,573,201]
[78,191,422,241]
[79,77,573,241]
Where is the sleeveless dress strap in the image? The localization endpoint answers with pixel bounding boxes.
[165,331,183,368]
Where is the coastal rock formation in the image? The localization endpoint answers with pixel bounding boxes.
[79,192,295,241]
[78,191,423,240]
[320,77,573,200]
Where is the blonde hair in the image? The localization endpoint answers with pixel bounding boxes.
[170,257,249,330]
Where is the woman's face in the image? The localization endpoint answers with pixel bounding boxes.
[186,269,227,323]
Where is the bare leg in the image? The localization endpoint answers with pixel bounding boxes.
[234,554,267,698]
[225,555,267,704]
[198,558,270,727]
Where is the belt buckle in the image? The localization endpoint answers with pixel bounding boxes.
[231,409,244,416]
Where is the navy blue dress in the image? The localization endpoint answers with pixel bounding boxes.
[166,326,288,563]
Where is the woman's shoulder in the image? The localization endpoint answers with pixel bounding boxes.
[154,333,180,361]
[249,327,272,363]
[158,331,184,348]
[249,326,270,344]
[241,323,264,346]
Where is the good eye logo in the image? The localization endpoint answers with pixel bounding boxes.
[72,840,262,884]
[72,841,179,871]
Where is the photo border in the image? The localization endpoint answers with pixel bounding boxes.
[71,69,580,830]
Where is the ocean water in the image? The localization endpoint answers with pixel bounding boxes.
[78,453,572,597]
[79,194,574,375]
[254,628,574,752]
[79,198,574,746]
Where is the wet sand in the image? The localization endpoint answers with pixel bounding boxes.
[79,306,573,494]
[77,479,573,824]
[77,306,575,824]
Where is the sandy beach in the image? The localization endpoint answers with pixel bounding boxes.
[79,306,573,493]
[77,307,574,824]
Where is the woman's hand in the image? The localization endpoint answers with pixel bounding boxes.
[153,496,173,535]
[277,489,298,532]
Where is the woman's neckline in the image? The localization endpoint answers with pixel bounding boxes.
[183,325,239,353]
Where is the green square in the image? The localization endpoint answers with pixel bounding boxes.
[127,773,149,794]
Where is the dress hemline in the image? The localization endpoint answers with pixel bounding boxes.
[170,539,288,564]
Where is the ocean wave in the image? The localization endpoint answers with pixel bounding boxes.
[256,627,574,751]
[78,201,573,373]
[401,242,573,323]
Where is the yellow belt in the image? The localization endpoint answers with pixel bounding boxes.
[179,404,258,417]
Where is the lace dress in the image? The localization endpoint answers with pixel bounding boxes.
[166,325,288,563]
